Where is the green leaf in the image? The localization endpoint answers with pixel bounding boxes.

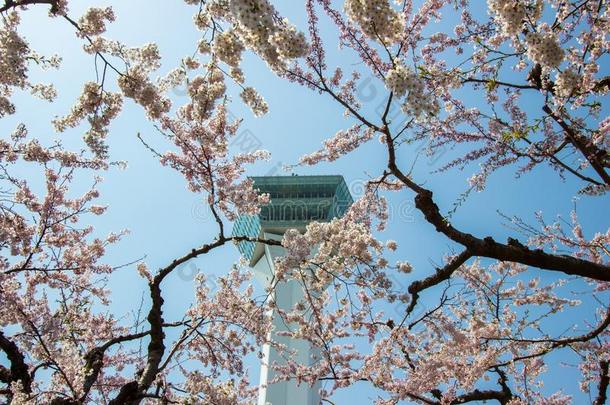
[486,79,498,92]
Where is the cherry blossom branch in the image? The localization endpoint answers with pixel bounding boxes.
[402,249,472,322]
[0,0,58,14]
[77,330,152,402]
[449,388,513,404]
[0,366,9,384]
[0,331,32,396]
[383,130,610,281]
[312,66,381,131]
[462,77,538,90]
[108,235,281,404]
[519,136,604,186]
[292,48,610,283]
[595,360,609,405]
[593,76,610,93]
[406,287,451,330]
[512,66,609,95]
[62,14,125,78]
[542,105,610,185]
[25,318,78,398]
[490,306,610,368]
[316,0,386,78]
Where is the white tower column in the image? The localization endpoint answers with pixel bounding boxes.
[252,233,321,405]
[231,175,353,405]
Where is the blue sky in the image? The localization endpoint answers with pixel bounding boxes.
[4,0,609,403]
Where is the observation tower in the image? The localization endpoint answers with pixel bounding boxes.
[232,175,353,405]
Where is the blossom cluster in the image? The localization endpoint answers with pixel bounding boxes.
[594,117,610,152]
[385,64,420,97]
[53,82,123,157]
[384,64,439,119]
[525,31,564,68]
[203,0,308,72]
[299,125,374,165]
[240,86,269,117]
[0,13,28,117]
[181,68,227,121]
[554,68,581,98]
[111,41,170,122]
[212,30,245,67]
[0,12,60,118]
[344,0,404,44]
[77,7,115,37]
[269,23,309,60]
[487,0,526,35]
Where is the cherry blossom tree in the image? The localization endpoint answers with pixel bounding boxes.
[0,0,609,404]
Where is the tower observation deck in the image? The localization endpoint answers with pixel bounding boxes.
[232,175,353,405]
